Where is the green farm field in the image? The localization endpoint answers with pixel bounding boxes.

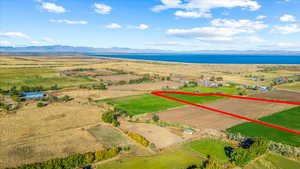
[0,68,95,89]
[96,149,204,169]
[103,85,241,116]
[227,106,300,147]
[183,138,232,163]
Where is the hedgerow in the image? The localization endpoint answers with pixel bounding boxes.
[122,130,150,147]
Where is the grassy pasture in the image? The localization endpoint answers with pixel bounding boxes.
[96,149,204,169]
[227,106,300,147]
[245,153,300,169]
[183,138,232,163]
[103,85,240,116]
[0,68,94,89]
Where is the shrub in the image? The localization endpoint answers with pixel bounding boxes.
[37,102,47,107]
[95,147,120,162]
[102,110,117,123]
[152,114,159,122]
[201,156,222,169]
[84,152,95,163]
[123,130,150,147]
[61,95,73,102]
[112,120,120,127]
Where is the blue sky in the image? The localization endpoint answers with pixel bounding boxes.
[1,0,300,51]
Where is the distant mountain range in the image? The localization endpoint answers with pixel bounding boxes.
[1,45,300,55]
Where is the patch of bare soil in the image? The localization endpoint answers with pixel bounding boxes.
[157,96,295,130]
[119,121,183,149]
[108,81,182,91]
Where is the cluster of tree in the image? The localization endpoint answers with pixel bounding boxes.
[79,83,107,90]
[209,76,223,81]
[122,130,150,147]
[269,141,300,158]
[37,95,73,107]
[227,133,300,159]
[0,85,61,96]
[101,110,120,127]
[185,155,222,169]
[115,75,153,86]
[258,65,297,72]
[5,147,121,169]
[227,138,269,166]
[65,68,96,72]
[183,81,198,88]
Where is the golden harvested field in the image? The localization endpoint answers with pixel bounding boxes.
[47,88,145,102]
[96,74,141,83]
[119,121,184,149]
[0,128,103,168]
[108,81,182,91]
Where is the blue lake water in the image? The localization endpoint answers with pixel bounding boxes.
[92,54,300,64]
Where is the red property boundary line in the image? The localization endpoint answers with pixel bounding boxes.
[151,91,300,135]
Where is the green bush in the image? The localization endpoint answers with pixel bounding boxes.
[37,102,47,107]
[201,156,222,169]
[84,152,95,163]
[102,110,117,123]
[152,114,159,122]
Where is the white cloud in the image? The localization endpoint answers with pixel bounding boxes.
[128,24,149,30]
[175,10,211,18]
[211,19,268,31]
[152,0,261,18]
[105,23,122,29]
[0,32,30,39]
[272,24,300,34]
[94,3,112,14]
[137,24,149,30]
[0,41,12,46]
[280,14,296,22]
[167,27,247,37]
[166,18,266,45]
[49,19,88,24]
[41,2,66,13]
[196,36,264,43]
[256,15,267,19]
[167,19,266,38]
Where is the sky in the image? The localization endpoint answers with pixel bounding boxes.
[0,0,300,51]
